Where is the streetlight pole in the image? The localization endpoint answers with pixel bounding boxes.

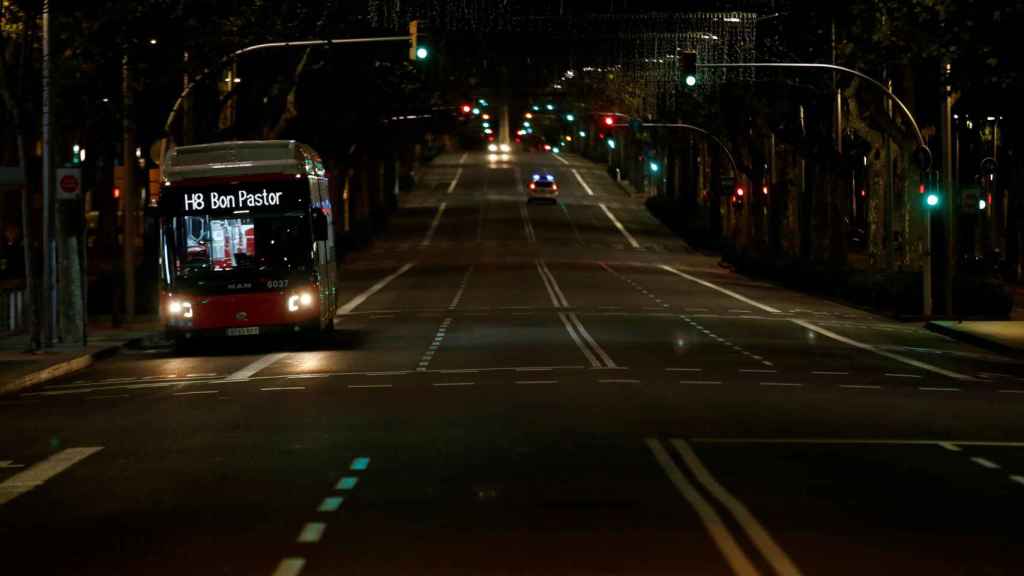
[40,0,55,345]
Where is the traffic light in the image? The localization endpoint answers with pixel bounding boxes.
[607,138,616,149]
[649,160,660,173]
[603,116,615,127]
[461,104,472,114]
[925,192,940,207]
[565,113,575,122]
[409,20,428,60]
[680,50,697,87]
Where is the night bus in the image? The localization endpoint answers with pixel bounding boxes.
[158,140,337,344]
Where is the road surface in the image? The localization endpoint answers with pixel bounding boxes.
[3,150,1024,575]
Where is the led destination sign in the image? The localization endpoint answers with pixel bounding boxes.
[162,183,307,214]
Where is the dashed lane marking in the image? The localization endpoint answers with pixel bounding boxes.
[418,317,453,372]
[794,319,976,382]
[971,457,1001,470]
[336,262,415,316]
[516,380,558,384]
[840,384,882,390]
[552,152,571,165]
[433,382,475,387]
[919,386,961,392]
[599,378,640,384]
[760,382,803,387]
[271,558,306,576]
[260,387,305,392]
[421,202,448,247]
[884,373,922,379]
[671,439,804,576]
[446,168,464,195]
[348,384,392,389]
[680,380,722,385]
[660,264,781,314]
[296,522,326,543]
[0,447,103,506]
[939,442,962,452]
[998,389,1024,394]
[680,314,773,367]
[1011,475,1024,486]
[692,438,1024,448]
[667,368,703,372]
[739,369,777,374]
[317,496,344,512]
[336,477,358,490]
[173,390,219,396]
[812,370,849,375]
[599,203,641,248]
[448,265,475,310]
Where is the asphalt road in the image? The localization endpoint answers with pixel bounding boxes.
[4,149,1024,575]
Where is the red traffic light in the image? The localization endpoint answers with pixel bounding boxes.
[603,116,615,126]
[461,104,472,114]
[113,187,121,199]
[736,187,744,197]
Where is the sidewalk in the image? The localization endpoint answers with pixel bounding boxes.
[0,317,161,397]
[926,320,1024,359]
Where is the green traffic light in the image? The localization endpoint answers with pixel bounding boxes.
[649,161,660,173]
[565,113,575,122]
[416,47,429,60]
[925,193,940,207]
[685,75,697,87]
[607,138,616,149]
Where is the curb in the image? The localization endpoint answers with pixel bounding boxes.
[0,338,142,397]
[925,321,1024,360]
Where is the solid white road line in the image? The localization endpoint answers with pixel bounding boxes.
[448,265,474,310]
[998,389,1024,394]
[646,439,759,576]
[421,202,447,246]
[227,353,289,381]
[1010,475,1024,486]
[571,169,595,196]
[919,386,962,392]
[812,370,849,375]
[271,558,306,576]
[433,382,475,387]
[296,522,326,543]
[938,442,962,452]
[793,319,976,381]
[840,384,882,390]
[521,204,537,242]
[740,369,777,374]
[337,262,415,316]
[599,378,640,383]
[672,439,804,576]
[0,447,103,505]
[348,384,392,389]
[599,203,641,248]
[516,380,558,384]
[884,373,922,379]
[660,265,781,314]
[760,382,803,387]
[446,168,464,194]
[971,457,1001,469]
[558,312,601,368]
[667,368,703,372]
[260,387,305,391]
[536,260,568,308]
[458,152,468,164]
[680,380,723,385]
[567,312,617,368]
[173,390,219,396]
[552,152,570,165]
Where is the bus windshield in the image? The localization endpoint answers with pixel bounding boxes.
[160,180,314,283]
[169,212,310,279]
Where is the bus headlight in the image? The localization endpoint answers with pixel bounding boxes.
[288,291,314,312]
[169,300,193,319]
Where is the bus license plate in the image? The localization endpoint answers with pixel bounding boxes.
[226,327,259,336]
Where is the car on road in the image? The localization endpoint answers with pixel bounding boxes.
[527,172,559,203]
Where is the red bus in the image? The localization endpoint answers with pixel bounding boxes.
[158,140,337,344]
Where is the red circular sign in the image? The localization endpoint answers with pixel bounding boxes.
[60,174,79,193]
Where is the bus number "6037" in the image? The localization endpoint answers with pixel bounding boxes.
[267,280,289,289]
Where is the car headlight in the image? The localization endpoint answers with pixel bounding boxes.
[488,143,498,152]
[169,300,193,319]
[499,143,511,153]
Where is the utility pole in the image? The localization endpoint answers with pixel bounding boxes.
[122,54,137,321]
[41,0,55,345]
[940,60,955,316]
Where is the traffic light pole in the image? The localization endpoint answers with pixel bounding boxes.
[640,123,739,181]
[700,61,936,317]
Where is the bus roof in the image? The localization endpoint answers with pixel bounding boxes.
[162,140,323,183]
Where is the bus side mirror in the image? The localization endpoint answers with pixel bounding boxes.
[312,210,328,241]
